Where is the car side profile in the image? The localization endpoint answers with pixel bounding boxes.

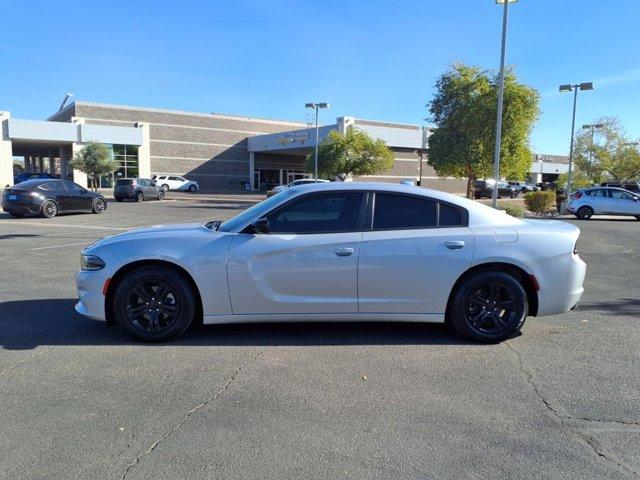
[114,178,164,202]
[475,180,519,199]
[568,187,640,220]
[152,175,199,192]
[76,183,586,344]
[2,179,107,218]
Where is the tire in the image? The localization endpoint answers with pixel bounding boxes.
[112,266,196,342]
[136,192,144,203]
[8,211,24,218]
[92,197,107,214]
[188,184,197,193]
[576,206,593,220]
[448,270,528,343]
[161,184,170,192]
[157,189,164,201]
[511,191,519,198]
[40,200,58,218]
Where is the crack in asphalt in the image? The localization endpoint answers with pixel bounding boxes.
[504,342,640,479]
[120,350,264,480]
[0,347,53,377]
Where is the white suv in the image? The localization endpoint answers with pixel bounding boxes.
[152,175,199,192]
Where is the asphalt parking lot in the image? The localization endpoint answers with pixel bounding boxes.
[0,199,638,480]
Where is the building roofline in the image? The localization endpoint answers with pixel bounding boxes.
[64,101,306,127]
[46,101,76,121]
[354,117,423,129]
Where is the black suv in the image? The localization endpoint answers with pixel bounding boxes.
[474,181,519,199]
[114,178,164,202]
[600,181,640,194]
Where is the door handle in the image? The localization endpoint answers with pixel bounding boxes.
[334,247,354,257]
[444,240,465,250]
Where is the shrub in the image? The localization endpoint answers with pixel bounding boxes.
[524,191,555,214]
[496,202,524,218]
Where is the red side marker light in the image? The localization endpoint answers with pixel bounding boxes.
[529,274,540,292]
[102,278,111,296]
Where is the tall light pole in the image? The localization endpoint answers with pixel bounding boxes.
[491,0,518,208]
[582,123,604,167]
[559,82,594,199]
[305,102,329,181]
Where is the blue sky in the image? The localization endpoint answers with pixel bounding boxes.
[1,0,638,154]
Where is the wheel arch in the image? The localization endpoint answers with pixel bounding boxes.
[104,259,203,327]
[446,262,539,319]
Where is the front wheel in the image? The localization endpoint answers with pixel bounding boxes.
[136,192,144,203]
[40,200,58,218]
[576,206,593,220]
[92,197,106,214]
[112,266,196,342]
[448,271,528,343]
[188,184,197,193]
[157,189,165,200]
[161,184,170,192]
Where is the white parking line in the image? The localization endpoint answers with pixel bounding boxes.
[32,242,91,251]
[0,221,129,231]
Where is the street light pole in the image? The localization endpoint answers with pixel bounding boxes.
[491,0,516,208]
[305,102,329,181]
[559,82,593,200]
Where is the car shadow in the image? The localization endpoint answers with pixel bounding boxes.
[0,298,474,350]
[577,298,640,316]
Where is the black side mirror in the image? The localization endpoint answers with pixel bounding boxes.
[251,218,269,234]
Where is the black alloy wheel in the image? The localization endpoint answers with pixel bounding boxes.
[92,198,106,214]
[157,189,165,200]
[41,200,58,218]
[449,271,527,343]
[112,266,196,342]
[136,192,144,202]
[576,206,594,220]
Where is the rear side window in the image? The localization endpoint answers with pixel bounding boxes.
[168,176,182,181]
[37,182,58,191]
[439,203,464,226]
[587,189,606,197]
[373,193,437,229]
[116,179,134,186]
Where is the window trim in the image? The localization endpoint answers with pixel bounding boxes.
[245,190,368,235]
[368,191,469,231]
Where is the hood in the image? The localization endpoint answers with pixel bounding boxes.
[85,222,217,251]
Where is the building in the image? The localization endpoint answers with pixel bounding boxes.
[0,101,566,192]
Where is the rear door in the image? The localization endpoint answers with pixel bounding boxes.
[358,192,474,314]
[64,181,92,210]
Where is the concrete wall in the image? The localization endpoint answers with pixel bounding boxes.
[77,102,304,191]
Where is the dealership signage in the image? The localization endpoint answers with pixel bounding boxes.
[275,131,310,145]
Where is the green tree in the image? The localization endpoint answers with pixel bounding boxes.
[573,117,640,183]
[427,63,539,198]
[306,128,394,181]
[69,142,118,191]
[13,161,25,175]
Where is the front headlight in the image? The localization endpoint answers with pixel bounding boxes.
[81,254,105,271]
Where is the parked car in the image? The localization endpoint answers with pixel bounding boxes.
[114,178,164,202]
[475,180,519,199]
[508,181,538,193]
[152,175,199,192]
[600,181,640,194]
[266,178,329,197]
[567,187,640,220]
[76,182,585,344]
[13,172,54,184]
[2,179,107,218]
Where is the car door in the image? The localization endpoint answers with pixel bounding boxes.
[62,181,91,210]
[585,188,607,213]
[608,189,640,215]
[226,191,366,314]
[358,192,474,314]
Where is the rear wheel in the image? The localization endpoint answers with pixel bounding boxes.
[188,184,197,193]
[157,189,164,200]
[92,197,106,214]
[112,266,196,342]
[511,191,519,198]
[161,184,170,192]
[40,200,58,218]
[576,206,594,220]
[448,271,528,343]
[136,192,144,203]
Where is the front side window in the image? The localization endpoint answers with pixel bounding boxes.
[266,193,363,234]
[587,189,606,197]
[64,181,85,192]
[373,193,437,230]
[610,189,634,200]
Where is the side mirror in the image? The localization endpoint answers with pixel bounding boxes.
[251,218,269,234]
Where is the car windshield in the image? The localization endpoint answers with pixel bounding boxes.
[217,189,296,232]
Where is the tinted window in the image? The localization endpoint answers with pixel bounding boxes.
[168,176,182,181]
[266,193,363,234]
[610,189,634,200]
[440,203,465,226]
[587,189,606,197]
[116,179,134,186]
[64,181,85,192]
[37,182,59,191]
[373,193,437,230]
